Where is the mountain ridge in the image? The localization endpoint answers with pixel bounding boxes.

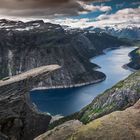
[0,19,130,89]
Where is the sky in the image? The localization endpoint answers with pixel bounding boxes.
[0,0,140,28]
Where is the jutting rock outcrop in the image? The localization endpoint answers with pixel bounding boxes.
[0,65,60,140]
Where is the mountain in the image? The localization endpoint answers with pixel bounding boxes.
[0,19,140,140]
[35,69,140,140]
[0,19,129,89]
[91,25,140,40]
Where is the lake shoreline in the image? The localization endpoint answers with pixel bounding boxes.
[31,46,136,92]
[31,76,106,91]
[31,46,138,117]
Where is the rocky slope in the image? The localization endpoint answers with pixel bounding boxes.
[0,19,130,89]
[0,65,60,140]
[127,48,140,70]
[68,98,140,140]
[35,70,140,140]
[34,120,83,140]
[35,99,140,140]
[78,69,140,123]
[48,69,140,129]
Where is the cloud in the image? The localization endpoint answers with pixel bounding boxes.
[132,1,140,6]
[0,0,82,17]
[48,6,140,29]
[96,7,140,23]
[77,1,112,13]
[115,2,125,9]
[0,0,71,9]
[0,0,110,17]
[95,7,140,28]
[0,0,139,30]
[96,7,140,28]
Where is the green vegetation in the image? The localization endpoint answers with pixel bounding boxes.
[136,49,140,55]
[49,70,140,129]
[80,103,116,124]
[127,46,140,70]
[79,70,140,123]
[67,99,140,140]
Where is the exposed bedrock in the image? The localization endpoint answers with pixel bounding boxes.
[37,98,140,140]
[0,20,130,89]
[0,65,60,140]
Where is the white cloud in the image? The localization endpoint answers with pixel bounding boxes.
[49,7,140,29]
[96,7,140,27]
[1,5,139,30]
[51,18,90,28]
[99,5,112,12]
[77,1,112,13]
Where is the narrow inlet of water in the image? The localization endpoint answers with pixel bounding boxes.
[30,47,136,116]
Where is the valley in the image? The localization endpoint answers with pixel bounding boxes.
[0,19,139,140]
[0,19,129,89]
[31,47,136,116]
[0,0,140,139]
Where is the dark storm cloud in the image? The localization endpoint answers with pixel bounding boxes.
[0,0,109,17]
[0,0,73,9]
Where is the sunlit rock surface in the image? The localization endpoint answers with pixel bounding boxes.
[34,120,82,140]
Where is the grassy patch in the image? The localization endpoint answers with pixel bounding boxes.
[136,49,140,55]
[80,103,116,124]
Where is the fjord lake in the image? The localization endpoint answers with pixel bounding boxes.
[30,47,136,116]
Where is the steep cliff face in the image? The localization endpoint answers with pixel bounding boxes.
[0,65,60,140]
[0,19,129,88]
[35,70,140,140]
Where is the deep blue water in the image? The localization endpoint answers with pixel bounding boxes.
[30,47,136,116]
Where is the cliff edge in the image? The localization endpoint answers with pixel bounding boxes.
[0,65,60,140]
